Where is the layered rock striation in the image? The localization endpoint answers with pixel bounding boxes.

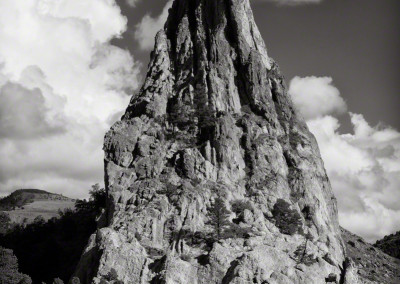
[74,0,356,283]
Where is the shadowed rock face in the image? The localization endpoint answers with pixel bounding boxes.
[74,0,354,283]
[375,231,400,260]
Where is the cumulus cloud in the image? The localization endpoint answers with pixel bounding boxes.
[133,0,173,50]
[0,0,140,198]
[0,82,65,139]
[290,76,400,242]
[289,76,347,120]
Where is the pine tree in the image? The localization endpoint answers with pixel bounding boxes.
[207,197,231,241]
[168,99,195,133]
[193,93,216,130]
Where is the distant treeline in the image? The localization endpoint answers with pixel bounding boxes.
[0,185,106,284]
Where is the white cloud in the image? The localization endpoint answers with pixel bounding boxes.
[133,0,173,50]
[290,76,400,242]
[289,76,347,120]
[0,81,65,139]
[0,0,140,199]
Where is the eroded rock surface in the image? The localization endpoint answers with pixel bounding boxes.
[342,228,400,284]
[74,0,353,283]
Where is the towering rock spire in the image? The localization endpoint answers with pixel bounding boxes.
[74,0,356,283]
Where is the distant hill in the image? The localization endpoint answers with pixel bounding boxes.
[375,231,400,259]
[0,189,72,211]
[0,189,75,224]
[342,228,400,283]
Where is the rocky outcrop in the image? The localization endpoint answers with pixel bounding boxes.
[342,228,400,284]
[74,0,352,283]
[375,231,400,260]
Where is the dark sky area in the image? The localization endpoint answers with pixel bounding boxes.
[115,0,400,132]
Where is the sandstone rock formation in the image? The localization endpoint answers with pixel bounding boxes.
[74,0,356,283]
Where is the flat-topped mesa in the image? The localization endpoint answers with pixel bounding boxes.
[74,0,357,283]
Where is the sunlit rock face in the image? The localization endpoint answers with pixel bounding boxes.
[74,0,354,283]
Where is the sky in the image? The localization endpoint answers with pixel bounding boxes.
[0,0,399,243]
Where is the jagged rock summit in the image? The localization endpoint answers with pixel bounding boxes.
[74,0,357,283]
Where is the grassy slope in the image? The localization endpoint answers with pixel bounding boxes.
[0,189,75,223]
[6,200,75,223]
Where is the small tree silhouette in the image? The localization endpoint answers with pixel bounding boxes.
[168,100,195,133]
[33,215,45,225]
[193,94,216,128]
[207,197,231,241]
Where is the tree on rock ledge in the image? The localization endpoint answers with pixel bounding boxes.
[207,197,231,241]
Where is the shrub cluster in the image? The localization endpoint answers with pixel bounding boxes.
[0,246,32,284]
[272,199,303,236]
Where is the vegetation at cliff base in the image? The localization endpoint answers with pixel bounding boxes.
[0,246,32,284]
[0,185,106,284]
